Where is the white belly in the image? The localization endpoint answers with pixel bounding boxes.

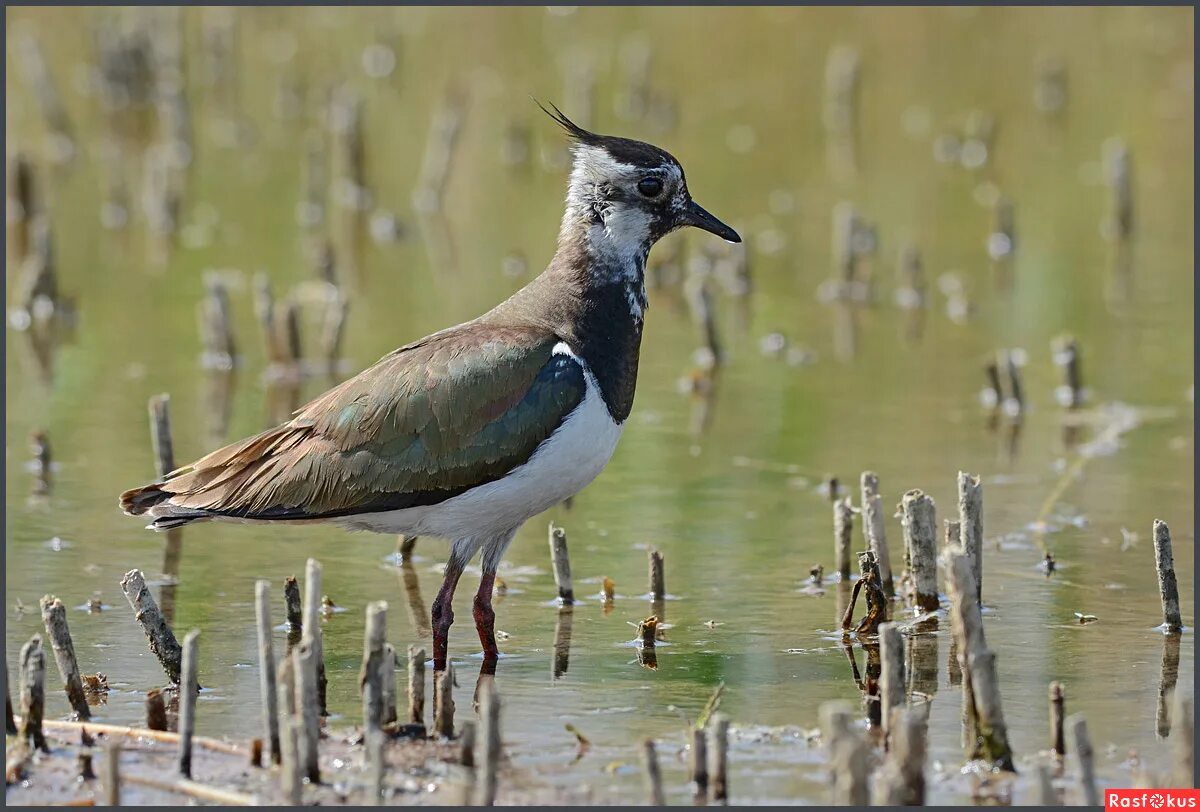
[336,345,623,539]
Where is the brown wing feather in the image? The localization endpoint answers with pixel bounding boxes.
[120,323,586,525]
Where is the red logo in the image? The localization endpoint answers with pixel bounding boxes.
[1107,790,1200,810]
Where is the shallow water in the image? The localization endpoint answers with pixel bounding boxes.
[5,6,1195,805]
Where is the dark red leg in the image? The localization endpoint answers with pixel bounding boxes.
[473,570,499,673]
[431,559,465,672]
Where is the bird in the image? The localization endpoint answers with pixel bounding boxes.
[119,103,740,674]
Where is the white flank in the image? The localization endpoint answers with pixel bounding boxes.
[335,342,623,537]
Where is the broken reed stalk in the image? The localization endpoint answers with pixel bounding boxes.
[283,576,303,636]
[689,726,709,802]
[945,550,1015,771]
[104,741,121,805]
[277,657,302,805]
[293,642,321,783]
[254,580,280,764]
[648,548,666,601]
[301,558,328,715]
[872,705,927,805]
[320,293,348,368]
[474,678,501,806]
[860,472,894,596]
[148,394,175,477]
[177,630,199,778]
[146,689,168,731]
[548,523,575,604]
[1153,520,1183,633]
[707,713,729,804]
[18,635,48,752]
[1001,349,1025,416]
[879,622,905,740]
[434,662,455,739]
[361,601,387,735]
[901,490,939,612]
[382,643,397,726]
[408,645,426,726]
[684,274,723,367]
[1036,762,1057,804]
[831,729,870,805]
[1069,714,1100,805]
[642,738,665,806]
[834,497,853,579]
[38,595,90,719]
[120,569,183,684]
[1050,681,1066,757]
[957,472,984,605]
[35,718,242,755]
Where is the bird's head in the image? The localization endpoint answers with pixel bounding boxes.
[541,102,741,260]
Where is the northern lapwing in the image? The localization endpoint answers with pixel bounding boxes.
[120,104,740,672]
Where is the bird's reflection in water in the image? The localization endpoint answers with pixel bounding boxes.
[552,606,574,680]
[1157,632,1181,739]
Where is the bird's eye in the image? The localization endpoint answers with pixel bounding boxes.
[637,177,663,198]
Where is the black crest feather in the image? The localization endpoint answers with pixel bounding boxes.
[532,98,682,171]
[533,98,600,145]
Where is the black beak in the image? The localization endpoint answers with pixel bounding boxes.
[680,200,741,243]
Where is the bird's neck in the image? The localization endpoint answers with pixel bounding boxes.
[484,221,649,423]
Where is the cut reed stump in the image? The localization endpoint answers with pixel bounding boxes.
[254,581,280,764]
[879,622,905,740]
[148,394,176,477]
[860,472,894,596]
[104,741,121,805]
[39,595,90,719]
[548,523,575,604]
[1153,520,1183,633]
[121,568,184,684]
[474,678,501,806]
[177,630,199,778]
[1050,682,1065,757]
[1069,714,1100,805]
[901,490,939,612]
[648,548,666,601]
[382,643,397,726]
[283,576,302,637]
[873,705,927,805]
[293,642,321,783]
[18,635,48,752]
[408,645,426,727]
[642,738,665,806]
[957,472,983,605]
[946,550,1015,771]
[834,496,854,580]
[689,725,708,803]
[707,712,730,804]
[301,558,328,715]
[277,656,302,804]
[360,601,388,736]
[145,687,168,731]
[434,662,455,739]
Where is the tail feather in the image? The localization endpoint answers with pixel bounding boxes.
[119,482,214,530]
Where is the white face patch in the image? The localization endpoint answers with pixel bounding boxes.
[560,144,682,301]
